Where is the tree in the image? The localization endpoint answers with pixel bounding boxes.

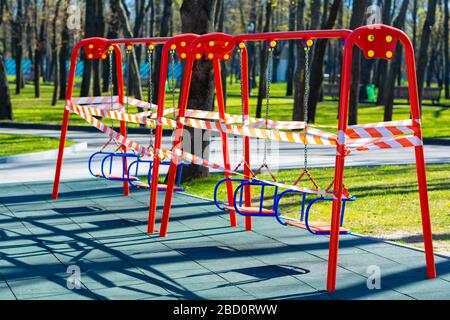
[51,0,62,106]
[80,0,104,97]
[10,0,25,94]
[255,0,273,118]
[383,0,409,121]
[152,0,172,104]
[285,0,297,96]
[292,0,306,121]
[375,0,391,105]
[444,0,449,99]
[58,0,69,100]
[306,0,341,123]
[348,0,369,125]
[0,2,13,120]
[416,0,438,106]
[33,0,48,98]
[179,0,219,181]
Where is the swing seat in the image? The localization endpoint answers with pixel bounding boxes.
[224,205,275,215]
[134,182,184,192]
[97,174,139,181]
[284,219,349,235]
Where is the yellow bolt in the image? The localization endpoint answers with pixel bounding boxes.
[101,54,107,59]
[209,41,215,47]
[181,41,187,47]
[306,39,313,47]
[109,46,114,51]
[225,42,229,46]
[126,45,133,51]
[170,44,176,50]
[148,44,154,50]
[367,50,375,57]
[386,51,393,58]
[88,44,94,49]
[223,54,230,60]
[368,34,375,42]
[208,53,214,59]
[239,42,245,49]
[197,43,202,48]
[180,53,187,59]
[195,53,202,59]
[88,53,93,59]
[269,40,277,48]
[386,35,393,43]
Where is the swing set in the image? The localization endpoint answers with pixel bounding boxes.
[51,24,436,292]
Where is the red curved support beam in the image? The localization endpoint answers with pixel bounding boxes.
[147,33,199,234]
[327,24,435,292]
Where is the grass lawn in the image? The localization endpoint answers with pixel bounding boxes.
[0,133,75,157]
[182,164,450,255]
[3,80,450,139]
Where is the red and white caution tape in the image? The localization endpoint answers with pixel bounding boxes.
[71,96,120,105]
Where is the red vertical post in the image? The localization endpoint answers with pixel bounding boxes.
[115,45,129,196]
[402,35,436,279]
[326,37,352,293]
[213,59,237,228]
[159,45,197,237]
[52,44,82,200]
[240,45,253,231]
[148,45,170,234]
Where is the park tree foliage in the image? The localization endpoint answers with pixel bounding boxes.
[0,0,448,174]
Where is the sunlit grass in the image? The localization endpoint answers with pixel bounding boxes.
[0,133,75,157]
[4,80,450,138]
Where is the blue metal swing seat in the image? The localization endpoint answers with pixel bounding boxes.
[274,190,355,235]
[214,178,279,216]
[88,151,186,191]
[213,177,355,235]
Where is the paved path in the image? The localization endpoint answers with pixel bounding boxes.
[0,127,449,183]
[0,179,448,300]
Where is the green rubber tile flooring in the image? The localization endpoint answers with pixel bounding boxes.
[0,179,449,300]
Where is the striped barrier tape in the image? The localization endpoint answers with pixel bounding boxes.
[71,96,120,105]
[354,135,423,151]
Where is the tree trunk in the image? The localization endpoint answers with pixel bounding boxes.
[179,0,218,181]
[285,0,296,96]
[59,2,69,100]
[12,0,24,95]
[444,0,449,99]
[417,0,438,107]
[102,0,120,93]
[0,54,13,120]
[383,0,409,121]
[34,0,48,98]
[255,0,273,118]
[292,0,305,121]
[307,0,341,123]
[152,0,172,104]
[348,0,369,125]
[375,0,392,105]
[80,0,96,96]
[92,0,105,97]
[51,0,62,106]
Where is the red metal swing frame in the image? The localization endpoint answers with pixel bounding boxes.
[52,24,436,293]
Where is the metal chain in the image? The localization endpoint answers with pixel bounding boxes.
[239,49,245,125]
[147,47,154,149]
[109,46,114,130]
[303,44,311,172]
[263,47,274,166]
[170,50,176,112]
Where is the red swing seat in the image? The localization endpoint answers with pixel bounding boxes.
[134,182,184,192]
[284,219,349,234]
[224,205,275,215]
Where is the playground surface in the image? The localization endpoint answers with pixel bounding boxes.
[0,179,449,300]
